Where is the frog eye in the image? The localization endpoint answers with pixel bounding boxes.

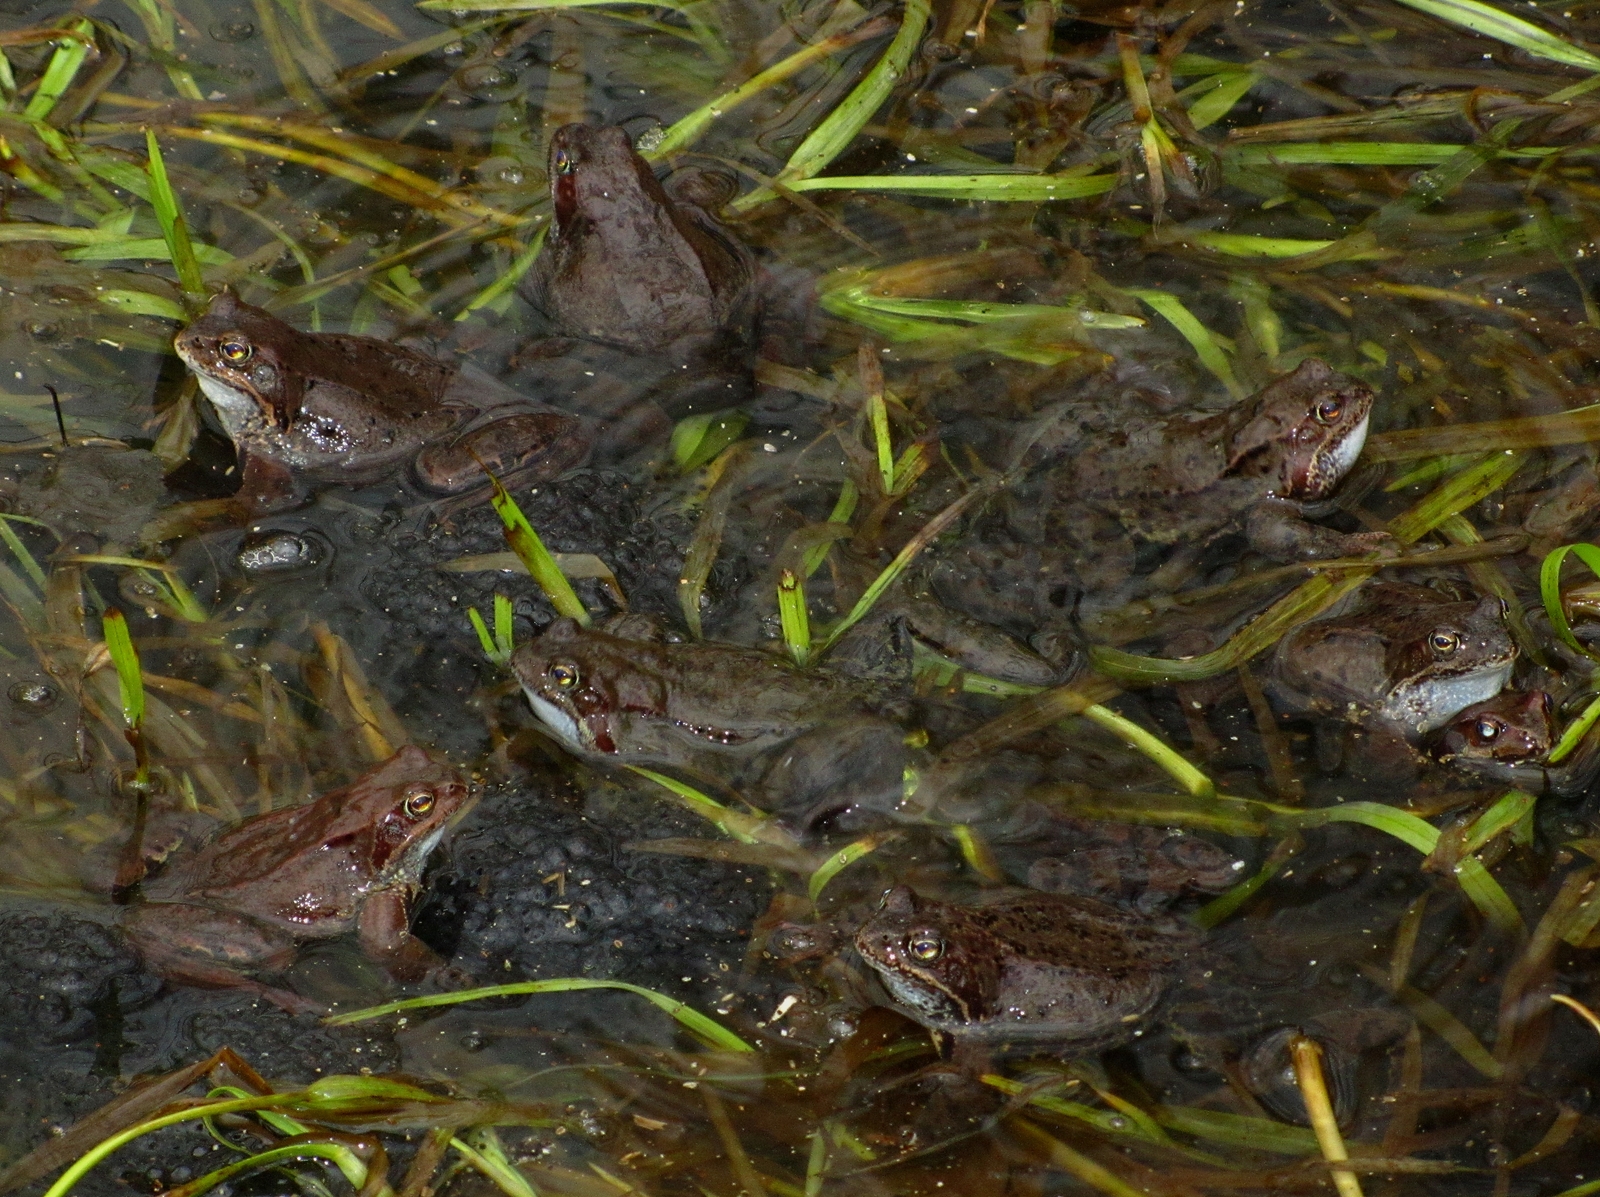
[549,662,579,688]
[907,930,943,962]
[1475,718,1500,741]
[1429,630,1462,655]
[552,147,577,175]
[402,787,435,818]
[220,339,253,363]
[1314,397,1344,424]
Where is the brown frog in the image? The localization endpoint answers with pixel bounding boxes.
[174,292,591,508]
[122,746,469,1008]
[520,124,756,365]
[853,885,1197,1054]
[1270,582,1516,740]
[1431,689,1600,795]
[1013,359,1380,600]
[1024,817,1245,913]
[510,614,879,765]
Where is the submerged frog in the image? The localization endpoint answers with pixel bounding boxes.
[1431,689,1600,795]
[853,886,1196,1053]
[1269,582,1515,739]
[122,746,469,1007]
[520,124,756,368]
[174,292,591,507]
[1012,359,1380,599]
[510,614,877,764]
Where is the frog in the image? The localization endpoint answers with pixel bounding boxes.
[520,124,756,365]
[1431,689,1600,795]
[1269,582,1516,740]
[1022,816,1246,913]
[853,885,1197,1054]
[174,291,591,509]
[510,614,880,765]
[121,746,470,1008]
[994,358,1382,608]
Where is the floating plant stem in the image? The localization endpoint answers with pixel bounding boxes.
[144,131,204,300]
[450,1131,535,1197]
[1390,0,1600,73]
[1289,1036,1364,1197]
[327,979,754,1053]
[1549,693,1600,764]
[102,608,146,741]
[483,467,589,627]
[777,569,810,666]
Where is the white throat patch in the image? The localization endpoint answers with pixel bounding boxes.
[522,689,587,751]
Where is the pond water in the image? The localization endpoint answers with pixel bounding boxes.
[4,0,1600,1193]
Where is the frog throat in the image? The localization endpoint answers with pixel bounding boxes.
[193,373,266,443]
[1380,659,1515,734]
[523,689,593,753]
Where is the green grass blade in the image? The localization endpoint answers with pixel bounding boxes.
[671,408,748,472]
[649,15,892,157]
[450,1135,538,1197]
[1187,232,1340,258]
[144,131,204,299]
[484,469,590,626]
[802,481,857,577]
[0,514,48,590]
[626,765,766,845]
[734,0,931,210]
[1079,704,1214,798]
[1126,288,1241,398]
[467,606,499,663]
[1540,542,1600,659]
[1227,141,1554,166]
[102,608,144,730]
[781,172,1117,201]
[493,593,514,658]
[808,833,889,902]
[778,569,810,667]
[1549,693,1600,764]
[1186,67,1258,130]
[22,20,93,121]
[325,978,754,1052]
[820,486,984,651]
[1392,0,1600,72]
[456,223,548,321]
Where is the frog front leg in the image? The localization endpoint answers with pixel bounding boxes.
[1245,500,1392,562]
[356,890,464,985]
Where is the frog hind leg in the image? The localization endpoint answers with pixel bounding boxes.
[413,408,592,496]
[123,903,322,1014]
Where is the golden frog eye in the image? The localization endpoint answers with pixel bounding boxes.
[1475,718,1500,741]
[1429,630,1462,655]
[220,339,253,363]
[402,787,435,818]
[552,147,577,175]
[907,930,943,962]
[1314,397,1344,424]
[549,662,579,688]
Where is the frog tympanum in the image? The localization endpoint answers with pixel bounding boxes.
[853,886,1196,1053]
[122,746,468,1007]
[520,124,756,366]
[1270,583,1515,739]
[175,292,591,508]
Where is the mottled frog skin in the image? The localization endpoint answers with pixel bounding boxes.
[853,886,1196,1051]
[1016,359,1380,595]
[1270,582,1516,738]
[1432,689,1600,795]
[122,747,469,1003]
[520,124,756,362]
[175,292,589,505]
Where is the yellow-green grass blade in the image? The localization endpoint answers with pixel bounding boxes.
[734,0,932,211]
[1392,0,1600,72]
[1126,288,1241,397]
[144,131,204,298]
[484,470,590,626]
[326,978,754,1053]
